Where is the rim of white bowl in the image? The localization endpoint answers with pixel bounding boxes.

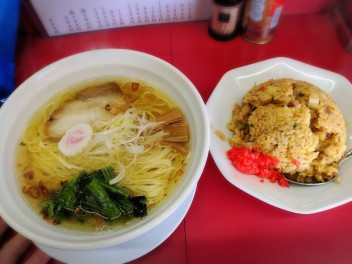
[0,49,210,250]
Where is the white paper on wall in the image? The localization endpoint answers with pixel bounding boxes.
[29,0,212,36]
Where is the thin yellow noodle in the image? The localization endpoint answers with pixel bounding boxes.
[17,79,189,210]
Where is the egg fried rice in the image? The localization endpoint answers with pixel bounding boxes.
[227,78,347,183]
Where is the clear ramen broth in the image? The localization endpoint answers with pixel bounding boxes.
[16,77,190,232]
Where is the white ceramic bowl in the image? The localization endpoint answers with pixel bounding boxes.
[0,49,209,260]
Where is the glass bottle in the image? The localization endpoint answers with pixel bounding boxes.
[208,0,244,41]
[241,0,284,44]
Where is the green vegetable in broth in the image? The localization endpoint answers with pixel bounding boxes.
[115,198,134,215]
[42,181,78,221]
[85,178,122,219]
[42,167,147,224]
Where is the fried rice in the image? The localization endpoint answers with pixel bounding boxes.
[227,78,347,183]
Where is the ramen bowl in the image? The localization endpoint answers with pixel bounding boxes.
[0,49,209,263]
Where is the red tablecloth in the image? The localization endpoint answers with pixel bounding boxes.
[15,13,352,264]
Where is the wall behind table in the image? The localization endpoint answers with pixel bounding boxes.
[283,0,340,15]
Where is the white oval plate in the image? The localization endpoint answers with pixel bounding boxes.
[206,57,352,214]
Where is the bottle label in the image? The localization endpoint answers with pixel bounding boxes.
[218,12,231,23]
[249,0,265,22]
[270,6,283,28]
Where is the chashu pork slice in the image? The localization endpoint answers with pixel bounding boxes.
[75,82,130,115]
[46,82,130,139]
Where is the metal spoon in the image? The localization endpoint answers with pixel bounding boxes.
[284,148,352,186]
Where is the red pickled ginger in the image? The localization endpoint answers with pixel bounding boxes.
[226,146,289,187]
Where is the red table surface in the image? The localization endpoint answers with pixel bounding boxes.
[14,13,352,264]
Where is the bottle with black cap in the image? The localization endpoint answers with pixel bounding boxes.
[208,0,244,41]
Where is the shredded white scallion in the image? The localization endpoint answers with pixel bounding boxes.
[109,162,126,184]
[76,108,165,183]
[83,108,163,157]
